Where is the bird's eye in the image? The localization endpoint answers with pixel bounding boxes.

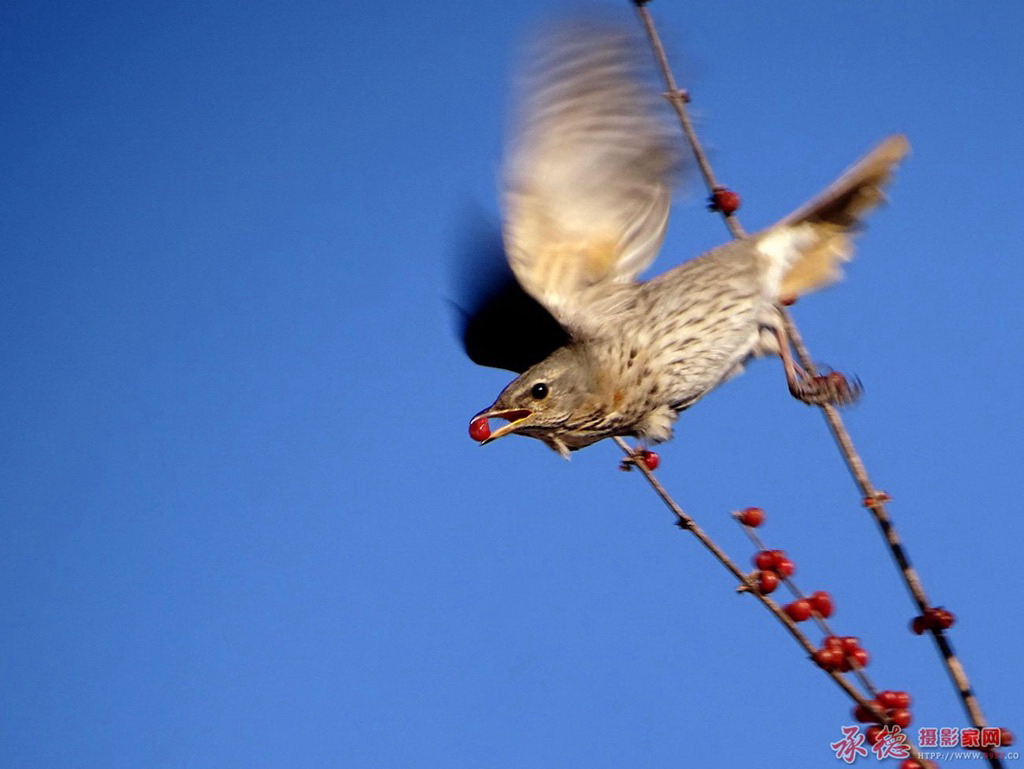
[530,382,548,400]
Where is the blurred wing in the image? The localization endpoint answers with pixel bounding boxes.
[450,219,570,373]
[768,135,910,299]
[502,23,678,334]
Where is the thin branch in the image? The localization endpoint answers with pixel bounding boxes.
[615,440,931,767]
[628,0,1000,762]
[633,3,744,239]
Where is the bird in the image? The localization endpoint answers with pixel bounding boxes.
[457,22,909,459]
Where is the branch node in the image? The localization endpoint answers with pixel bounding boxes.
[862,491,892,509]
[662,88,690,104]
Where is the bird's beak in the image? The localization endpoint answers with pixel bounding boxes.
[473,408,534,444]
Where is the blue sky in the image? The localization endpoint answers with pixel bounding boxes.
[2,1,1022,767]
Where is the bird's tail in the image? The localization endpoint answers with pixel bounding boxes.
[764,135,910,300]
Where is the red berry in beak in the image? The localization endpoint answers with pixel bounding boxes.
[469,416,491,442]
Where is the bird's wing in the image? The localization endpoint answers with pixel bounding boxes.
[759,135,910,300]
[502,23,679,336]
[451,220,571,373]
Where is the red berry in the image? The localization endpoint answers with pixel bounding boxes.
[469,416,491,442]
[709,187,741,215]
[854,703,883,723]
[813,647,842,670]
[784,599,812,622]
[757,570,779,594]
[1000,728,1015,747]
[889,708,912,729]
[848,648,870,669]
[840,636,861,654]
[876,690,898,708]
[865,725,883,745]
[809,591,834,618]
[774,556,795,577]
[878,690,911,709]
[638,449,660,471]
[822,635,845,651]
[900,761,935,769]
[738,506,765,527]
[753,550,776,571]
[916,607,956,633]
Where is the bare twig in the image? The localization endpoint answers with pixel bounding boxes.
[627,1,1001,764]
[632,3,744,240]
[615,439,931,766]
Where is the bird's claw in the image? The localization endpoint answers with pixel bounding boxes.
[789,369,862,407]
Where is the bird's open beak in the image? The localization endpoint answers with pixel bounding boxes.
[472,408,534,444]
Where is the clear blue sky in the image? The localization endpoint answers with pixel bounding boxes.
[3,1,1022,767]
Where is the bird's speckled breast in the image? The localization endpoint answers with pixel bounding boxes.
[591,239,778,441]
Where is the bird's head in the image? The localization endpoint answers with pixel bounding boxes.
[469,346,600,458]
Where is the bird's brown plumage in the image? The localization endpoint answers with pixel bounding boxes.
[464,23,908,457]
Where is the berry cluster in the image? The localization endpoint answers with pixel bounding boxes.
[735,506,1018,767]
[734,506,933,749]
[813,635,868,673]
[854,690,913,730]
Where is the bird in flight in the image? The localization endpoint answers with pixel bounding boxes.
[458,22,908,459]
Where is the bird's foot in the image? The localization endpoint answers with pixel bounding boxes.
[789,368,862,407]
